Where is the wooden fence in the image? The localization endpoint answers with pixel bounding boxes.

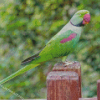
[36,61,100,100]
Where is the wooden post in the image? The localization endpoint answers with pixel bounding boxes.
[97,80,100,100]
[47,61,81,100]
[53,61,81,97]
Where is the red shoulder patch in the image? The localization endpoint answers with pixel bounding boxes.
[60,33,77,43]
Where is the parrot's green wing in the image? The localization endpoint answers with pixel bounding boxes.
[21,30,80,65]
[33,30,81,64]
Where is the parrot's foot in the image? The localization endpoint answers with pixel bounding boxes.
[63,61,74,67]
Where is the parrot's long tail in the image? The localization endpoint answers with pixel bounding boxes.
[0,63,40,85]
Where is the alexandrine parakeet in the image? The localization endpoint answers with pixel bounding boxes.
[0,10,91,84]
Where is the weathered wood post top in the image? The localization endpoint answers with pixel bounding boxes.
[47,61,81,100]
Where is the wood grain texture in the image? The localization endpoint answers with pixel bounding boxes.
[47,71,80,100]
[52,61,81,97]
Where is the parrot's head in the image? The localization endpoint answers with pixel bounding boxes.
[70,10,91,27]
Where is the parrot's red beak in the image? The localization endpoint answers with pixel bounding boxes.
[82,14,91,25]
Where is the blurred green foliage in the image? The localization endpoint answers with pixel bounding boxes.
[0,0,100,99]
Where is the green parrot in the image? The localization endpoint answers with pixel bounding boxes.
[0,10,90,84]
